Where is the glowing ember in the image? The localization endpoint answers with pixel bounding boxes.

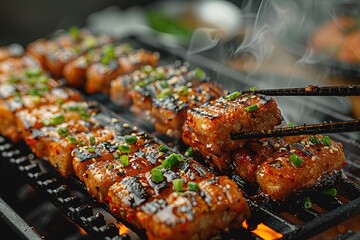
[242,221,283,240]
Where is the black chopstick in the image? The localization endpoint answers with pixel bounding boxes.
[230,120,360,140]
[241,85,360,96]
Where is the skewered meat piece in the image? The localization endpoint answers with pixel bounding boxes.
[85,46,159,94]
[0,44,24,62]
[110,63,224,137]
[26,27,113,78]
[0,70,80,142]
[182,93,283,171]
[108,159,250,240]
[256,134,346,199]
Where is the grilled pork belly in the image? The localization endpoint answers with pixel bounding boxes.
[256,135,346,199]
[26,28,113,78]
[110,64,224,137]
[85,47,158,94]
[183,93,283,171]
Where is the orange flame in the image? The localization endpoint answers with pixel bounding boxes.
[242,221,283,240]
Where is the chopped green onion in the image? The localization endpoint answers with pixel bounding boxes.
[107,164,114,170]
[83,36,97,49]
[122,43,133,54]
[321,136,332,146]
[188,181,199,192]
[249,87,256,91]
[79,140,86,147]
[38,76,49,84]
[244,104,258,112]
[57,127,69,137]
[124,135,137,144]
[172,178,184,192]
[118,144,130,153]
[159,80,168,89]
[289,154,304,168]
[177,85,188,96]
[43,115,65,126]
[68,105,81,111]
[9,75,20,83]
[29,88,41,96]
[113,152,120,159]
[158,145,169,152]
[101,44,116,65]
[194,68,205,79]
[322,188,337,197]
[226,91,241,101]
[88,146,96,153]
[57,99,64,105]
[157,88,172,99]
[151,168,164,183]
[31,96,41,104]
[309,135,320,145]
[89,136,96,146]
[287,122,296,127]
[162,153,183,170]
[25,68,41,77]
[184,147,194,157]
[67,136,78,144]
[80,111,90,120]
[120,155,129,167]
[303,197,312,209]
[69,26,80,39]
[156,70,165,80]
[141,65,154,74]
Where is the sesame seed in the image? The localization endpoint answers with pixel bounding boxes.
[329,149,334,154]
[280,148,287,152]
[311,156,316,161]
[226,184,231,189]
[274,143,280,148]
[290,149,296,153]
[324,146,329,149]
[133,126,138,131]
[111,118,118,123]
[305,145,310,148]
[122,123,130,128]
[119,168,124,173]
[262,142,268,147]
[333,147,339,152]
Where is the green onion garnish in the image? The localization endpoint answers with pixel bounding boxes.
[118,145,130,153]
[321,136,332,146]
[67,136,78,144]
[158,145,169,152]
[124,135,137,144]
[184,147,194,157]
[156,71,165,80]
[113,152,120,159]
[289,154,304,168]
[83,36,97,49]
[322,188,337,197]
[88,146,96,153]
[157,88,172,99]
[177,86,188,96]
[162,153,183,170]
[120,155,129,167]
[101,44,116,65]
[244,104,259,112]
[57,99,64,105]
[57,127,69,137]
[79,140,85,147]
[69,26,80,39]
[25,68,41,77]
[29,88,40,96]
[225,91,241,101]
[107,164,114,170]
[309,135,320,145]
[159,80,168,89]
[89,136,96,146]
[188,181,199,192]
[303,197,312,209]
[151,168,164,183]
[38,76,49,84]
[194,68,205,79]
[287,122,296,127]
[172,178,184,192]
[141,65,154,74]
[249,87,256,91]
[43,114,65,126]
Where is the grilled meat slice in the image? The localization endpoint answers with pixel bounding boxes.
[108,162,250,240]
[183,94,283,171]
[256,135,346,199]
[83,140,164,202]
[111,64,224,137]
[27,28,113,76]
[85,47,159,94]
[0,44,24,62]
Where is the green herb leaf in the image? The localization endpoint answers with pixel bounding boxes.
[172,178,184,192]
[244,104,258,112]
[289,154,304,168]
